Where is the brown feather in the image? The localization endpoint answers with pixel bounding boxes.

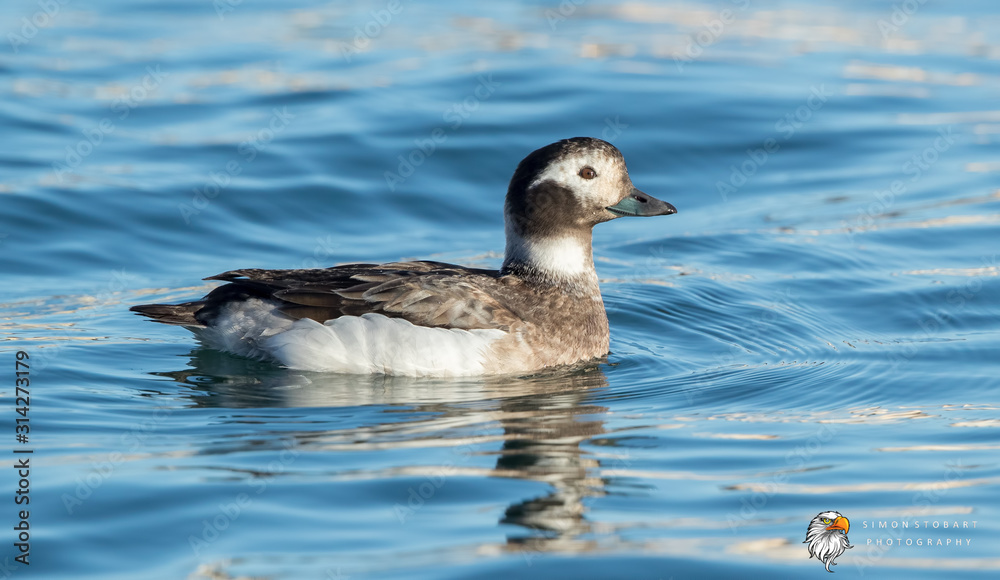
[135,261,521,332]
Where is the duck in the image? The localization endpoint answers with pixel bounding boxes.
[131,137,677,376]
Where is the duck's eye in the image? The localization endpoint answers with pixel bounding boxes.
[579,166,597,180]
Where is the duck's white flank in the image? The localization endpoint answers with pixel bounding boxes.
[503,230,591,278]
[191,298,506,376]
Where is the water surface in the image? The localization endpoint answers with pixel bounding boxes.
[2,0,999,578]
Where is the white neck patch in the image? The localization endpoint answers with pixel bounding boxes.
[504,229,592,279]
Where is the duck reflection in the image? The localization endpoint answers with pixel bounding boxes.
[155,347,616,557]
[494,376,606,553]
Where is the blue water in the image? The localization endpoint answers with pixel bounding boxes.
[2,0,999,578]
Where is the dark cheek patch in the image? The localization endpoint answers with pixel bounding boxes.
[510,182,588,237]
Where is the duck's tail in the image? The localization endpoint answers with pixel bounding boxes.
[130,301,207,327]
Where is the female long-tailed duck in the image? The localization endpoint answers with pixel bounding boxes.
[132,137,677,376]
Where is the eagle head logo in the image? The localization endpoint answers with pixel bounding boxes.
[804,511,853,572]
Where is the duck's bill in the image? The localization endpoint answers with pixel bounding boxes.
[606,188,678,217]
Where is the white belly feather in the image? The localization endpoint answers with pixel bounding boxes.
[190,299,506,377]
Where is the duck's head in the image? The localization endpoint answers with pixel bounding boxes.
[502,137,676,283]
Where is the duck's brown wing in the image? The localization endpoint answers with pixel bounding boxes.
[132,261,522,331]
